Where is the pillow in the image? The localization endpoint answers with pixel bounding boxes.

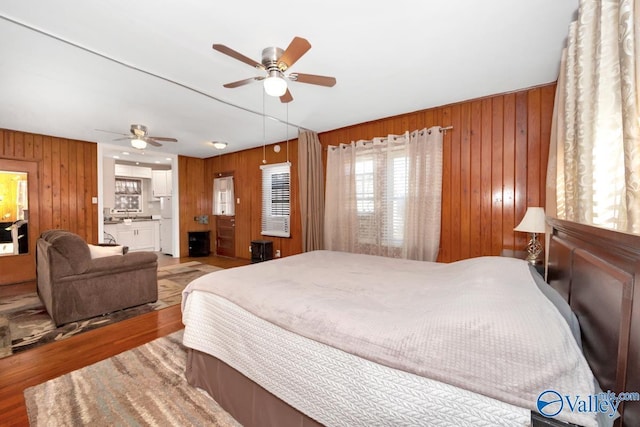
[528,265,583,349]
[87,244,124,259]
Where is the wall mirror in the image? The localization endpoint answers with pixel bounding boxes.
[0,158,39,286]
[0,170,29,256]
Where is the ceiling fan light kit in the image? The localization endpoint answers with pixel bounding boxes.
[262,47,287,97]
[263,75,287,97]
[131,138,147,150]
[264,72,287,97]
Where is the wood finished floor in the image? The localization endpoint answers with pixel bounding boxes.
[0,254,250,426]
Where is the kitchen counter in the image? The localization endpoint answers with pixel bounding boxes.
[104,218,160,224]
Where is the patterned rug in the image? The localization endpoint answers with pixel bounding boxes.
[0,261,220,359]
[24,330,240,426]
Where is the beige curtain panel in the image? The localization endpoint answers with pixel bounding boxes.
[548,0,640,235]
[298,130,325,252]
[324,127,443,262]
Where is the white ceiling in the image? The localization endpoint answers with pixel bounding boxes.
[0,1,577,161]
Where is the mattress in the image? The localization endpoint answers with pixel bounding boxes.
[182,251,599,427]
[182,291,531,427]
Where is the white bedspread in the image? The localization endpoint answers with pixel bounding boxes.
[182,250,598,427]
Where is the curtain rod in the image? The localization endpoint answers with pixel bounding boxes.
[325,125,455,150]
[439,125,454,135]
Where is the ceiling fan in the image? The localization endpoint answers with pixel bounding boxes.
[213,36,336,103]
[96,124,177,150]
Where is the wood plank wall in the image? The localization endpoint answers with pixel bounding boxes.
[319,84,555,262]
[187,83,554,262]
[0,129,99,283]
[177,155,213,258]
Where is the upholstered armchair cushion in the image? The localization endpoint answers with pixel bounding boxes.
[36,230,158,326]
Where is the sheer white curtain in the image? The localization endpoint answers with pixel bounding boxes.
[213,176,235,216]
[547,0,640,234]
[324,127,443,261]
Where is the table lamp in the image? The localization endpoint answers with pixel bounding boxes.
[514,207,546,265]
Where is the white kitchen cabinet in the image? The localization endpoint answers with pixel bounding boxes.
[133,224,156,250]
[115,164,152,179]
[117,227,136,248]
[104,221,160,252]
[152,170,172,197]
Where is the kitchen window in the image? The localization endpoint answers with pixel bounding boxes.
[114,178,143,213]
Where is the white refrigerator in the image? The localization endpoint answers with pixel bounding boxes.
[160,197,173,255]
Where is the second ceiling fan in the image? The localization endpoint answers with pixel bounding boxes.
[213,36,336,103]
[96,124,177,150]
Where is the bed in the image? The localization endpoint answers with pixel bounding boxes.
[181,218,639,427]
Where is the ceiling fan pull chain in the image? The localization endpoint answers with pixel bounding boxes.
[262,89,267,164]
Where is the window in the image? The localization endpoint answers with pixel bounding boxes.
[114,178,142,213]
[213,176,235,216]
[261,162,291,237]
[355,149,407,247]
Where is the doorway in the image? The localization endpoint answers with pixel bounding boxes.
[213,173,235,258]
[97,143,179,257]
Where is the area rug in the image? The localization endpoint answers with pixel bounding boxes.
[24,330,240,426]
[0,261,221,358]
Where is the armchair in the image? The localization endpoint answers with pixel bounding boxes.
[36,229,158,326]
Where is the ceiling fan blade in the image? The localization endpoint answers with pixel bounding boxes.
[290,73,336,87]
[280,89,293,103]
[212,44,264,70]
[277,37,311,71]
[113,137,133,141]
[95,129,128,136]
[223,77,261,88]
[147,137,177,142]
[146,139,163,147]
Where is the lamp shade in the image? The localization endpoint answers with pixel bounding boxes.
[131,138,147,150]
[514,207,546,233]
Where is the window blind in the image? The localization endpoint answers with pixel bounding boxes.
[260,162,291,237]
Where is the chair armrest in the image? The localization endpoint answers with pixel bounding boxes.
[88,251,157,273]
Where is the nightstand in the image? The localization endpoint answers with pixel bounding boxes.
[500,249,545,277]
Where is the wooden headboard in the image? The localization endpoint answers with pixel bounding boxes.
[547,218,639,427]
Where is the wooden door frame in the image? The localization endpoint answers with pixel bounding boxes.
[0,158,40,285]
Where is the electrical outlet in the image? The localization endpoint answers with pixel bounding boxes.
[275,249,281,258]
[249,245,252,253]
